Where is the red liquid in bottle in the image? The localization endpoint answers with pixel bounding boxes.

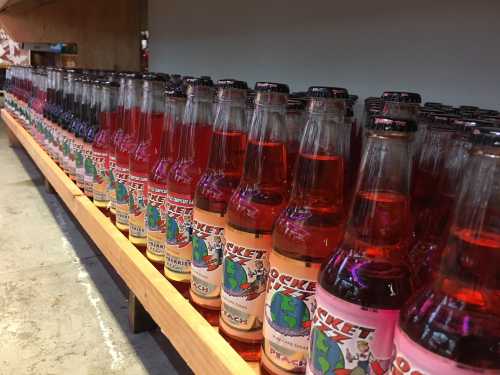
[165,78,214,297]
[108,103,124,224]
[219,83,289,361]
[190,80,249,325]
[395,131,500,373]
[147,93,186,272]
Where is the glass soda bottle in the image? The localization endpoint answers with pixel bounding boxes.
[147,85,187,271]
[68,76,83,182]
[61,69,77,176]
[261,86,348,375]
[129,73,166,253]
[83,79,101,198]
[114,73,142,235]
[165,77,214,296]
[307,114,417,375]
[75,76,92,190]
[411,118,494,285]
[189,79,248,325]
[93,80,119,214]
[392,127,500,374]
[219,82,290,361]
[108,72,128,223]
[285,99,306,187]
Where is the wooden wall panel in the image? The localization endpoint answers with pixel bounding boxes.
[0,0,141,70]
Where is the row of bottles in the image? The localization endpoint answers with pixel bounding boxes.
[5,65,499,375]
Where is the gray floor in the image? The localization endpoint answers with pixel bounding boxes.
[0,122,192,375]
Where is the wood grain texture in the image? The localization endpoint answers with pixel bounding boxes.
[2,109,259,375]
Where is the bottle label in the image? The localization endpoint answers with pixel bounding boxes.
[114,164,129,227]
[128,173,148,239]
[108,156,117,213]
[262,251,321,373]
[391,326,495,375]
[83,143,94,196]
[146,183,169,263]
[190,208,225,303]
[92,150,109,205]
[68,134,76,178]
[164,192,194,282]
[74,140,84,187]
[220,225,272,339]
[306,286,399,375]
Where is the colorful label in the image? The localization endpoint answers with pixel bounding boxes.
[74,139,85,188]
[92,150,109,206]
[83,143,94,196]
[146,183,169,263]
[164,192,194,282]
[62,131,70,172]
[190,208,225,306]
[108,156,117,214]
[220,225,272,340]
[67,134,76,179]
[262,251,321,374]
[128,173,148,240]
[114,164,129,228]
[306,286,399,375]
[391,326,496,375]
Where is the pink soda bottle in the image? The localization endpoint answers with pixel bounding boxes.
[307,114,417,375]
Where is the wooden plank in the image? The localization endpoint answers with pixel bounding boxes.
[1,109,259,375]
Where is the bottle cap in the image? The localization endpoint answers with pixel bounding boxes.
[186,76,214,87]
[255,82,290,94]
[424,101,443,108]
[124,72,142,80]
[307,86,348,99]
[368,115,418,132]
[382,91,422,103]
[165,85,187,98]
[429,113,460,131]
[471,126,500,147]
[101,80,120,88]
[216,79,248,90]
[142,72,168,82]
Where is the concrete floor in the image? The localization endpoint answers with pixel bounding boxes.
[0,122,192,375]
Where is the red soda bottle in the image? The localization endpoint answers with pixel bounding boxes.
[83,79,101,199]
[128,73,166,253]
[261,86,348,375]
[75,76,92,189]
[219,82,290,361]
[165,77,214,295]
[307,114,417,375]
[92,80,119,215]
[189,79,248,325]
[392,127,500,374]
[147,85,187,271]
[68,75,83,182]
[114,73,142,235]
[285,99,306,187]
[108,72,128,224]
[411,114,458,246]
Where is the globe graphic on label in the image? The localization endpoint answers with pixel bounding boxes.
[192,236,208,267]
[167,217,178,244]
[270,292,310,333]
[223,258,247,294]
[147,205,160,231]
[116,183,127,203]
[310,328,345,374]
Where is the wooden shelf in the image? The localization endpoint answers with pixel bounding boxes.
[2,109,260,375]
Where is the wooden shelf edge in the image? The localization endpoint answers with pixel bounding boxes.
[2,109,259,375]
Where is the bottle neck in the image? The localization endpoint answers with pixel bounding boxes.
[207,88,246,172]
[381,101,419,122]
[242,92,288,187]
[164,97,186,162]
[436,146,500,301]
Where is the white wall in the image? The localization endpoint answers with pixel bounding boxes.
[149,0,500,109]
